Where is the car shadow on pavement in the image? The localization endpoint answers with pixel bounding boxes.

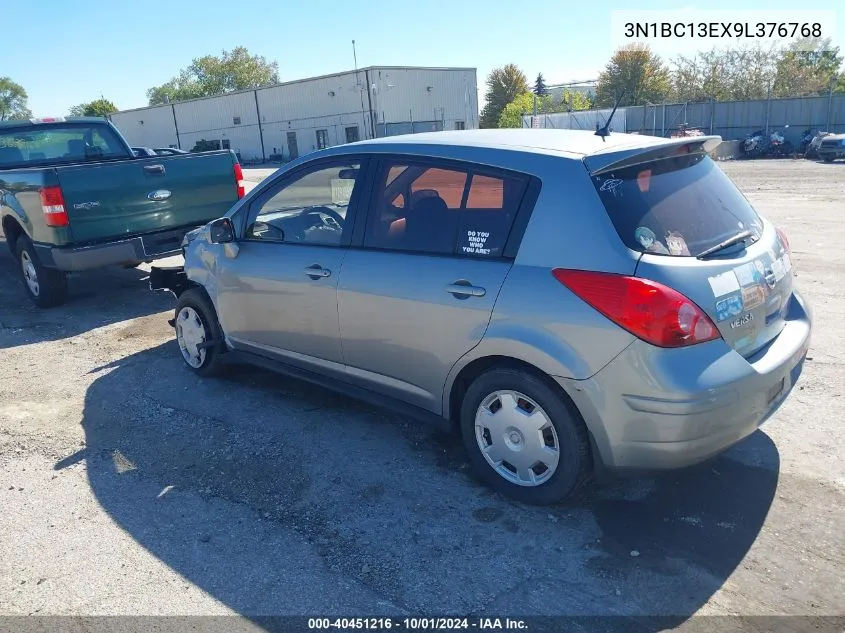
[0,237,172,350]
[68,340,780,627]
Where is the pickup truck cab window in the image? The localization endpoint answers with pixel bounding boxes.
[0,123,129,168]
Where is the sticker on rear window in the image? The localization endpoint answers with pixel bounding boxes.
[599,178,623,193]
[460,229,492,256]
[708,270,740,297]
[716,294,744,322]
[635,227,670,254]
[665,232,690,256]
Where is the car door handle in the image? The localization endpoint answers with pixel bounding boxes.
[304,265,331,279]
[143,164,166,175]
[445,282,486,298]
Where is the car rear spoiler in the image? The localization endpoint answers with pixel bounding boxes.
[584,135,723,176]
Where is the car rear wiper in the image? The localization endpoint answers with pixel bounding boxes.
[696,230,755,259]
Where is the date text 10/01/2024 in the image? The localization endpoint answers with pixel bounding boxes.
[307,618,528,630]
[624,22,822,39]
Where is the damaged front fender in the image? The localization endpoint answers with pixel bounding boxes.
[149,265,190,298]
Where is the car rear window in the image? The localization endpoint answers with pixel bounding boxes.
[591,151,763,257]
[0,124,129,168]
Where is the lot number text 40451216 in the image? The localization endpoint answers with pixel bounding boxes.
[307,617,528,630]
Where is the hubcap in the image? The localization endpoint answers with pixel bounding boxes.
[175,307,207,368]
[20,251,39,296]
[474,390,560,487]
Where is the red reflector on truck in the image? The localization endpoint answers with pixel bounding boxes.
[40,186,69,227]
[234,163,245,199]
[552,269,720,348]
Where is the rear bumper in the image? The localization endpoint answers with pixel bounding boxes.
[558,290,812,471]
[35,226,196,272]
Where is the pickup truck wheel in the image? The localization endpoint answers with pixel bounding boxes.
[174,289,224,377]
[15,237,68,308]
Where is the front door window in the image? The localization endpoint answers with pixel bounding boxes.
[245,162,362,246]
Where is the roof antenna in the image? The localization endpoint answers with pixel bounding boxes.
[595,90,625,142]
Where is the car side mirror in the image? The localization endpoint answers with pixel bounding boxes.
[209,217,235,244]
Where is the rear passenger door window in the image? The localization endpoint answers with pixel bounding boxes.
[364,160,528,258]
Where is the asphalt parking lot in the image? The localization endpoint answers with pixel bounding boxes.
[0,160,843,628]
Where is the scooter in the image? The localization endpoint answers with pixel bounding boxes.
[768,125,793,158]
[799,128,814,155]
[743,130,766,158]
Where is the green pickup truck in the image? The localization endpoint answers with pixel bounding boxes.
[0,117,244,308]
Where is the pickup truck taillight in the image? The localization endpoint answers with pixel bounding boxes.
[40,186,69,227]
[234,163,245,199]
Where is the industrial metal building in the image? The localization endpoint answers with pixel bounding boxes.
[110,66,478,163]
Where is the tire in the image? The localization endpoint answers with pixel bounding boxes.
[173,288,226,377]
[460,367,592,505]
[15,235,68,308]
[823,157,834,163]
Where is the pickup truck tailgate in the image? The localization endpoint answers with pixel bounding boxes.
[57,151,238,244]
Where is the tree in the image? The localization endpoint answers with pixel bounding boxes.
[670,45,779,102]
[0,77,32,121]
[498,90,592,128]
[499,92,543,128]
[559,89,592,112]
[479,64,529,128]
[534,73,548,96]
[68,98,118,118]
[147,47,279,105]
[595,44,670,107]
[773,38,843,97]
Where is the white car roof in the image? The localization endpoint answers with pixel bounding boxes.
[350,129,703,158]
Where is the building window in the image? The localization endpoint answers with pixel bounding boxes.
[316,129,329,150]
[233,116,241,125]
[221,139,231,150]
[345,126,360,143]
[454,121,466,130]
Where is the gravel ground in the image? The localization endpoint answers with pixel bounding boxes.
[0,160,843,629]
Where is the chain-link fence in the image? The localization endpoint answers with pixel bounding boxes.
[522,94,845,147]
[521,108,626,133]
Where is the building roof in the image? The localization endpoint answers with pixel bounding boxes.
[111,65,478,114]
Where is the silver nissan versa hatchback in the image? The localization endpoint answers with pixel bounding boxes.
[151,129,812,505]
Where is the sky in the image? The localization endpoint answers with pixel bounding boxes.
[2,0,841,117]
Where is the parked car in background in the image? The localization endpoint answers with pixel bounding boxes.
[0,117,246,307]
[154,147,189,156]
[131,146,157,157]
[816,133,845,162]
[150,129,811,505]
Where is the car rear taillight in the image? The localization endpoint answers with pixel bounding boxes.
[40,186,69,227]
[233,162,245,199]
[552,269,720,348]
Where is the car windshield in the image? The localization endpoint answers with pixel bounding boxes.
[0,124,129,167]
[592,151,763,257]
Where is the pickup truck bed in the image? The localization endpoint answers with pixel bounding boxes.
[0,117,244,307]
